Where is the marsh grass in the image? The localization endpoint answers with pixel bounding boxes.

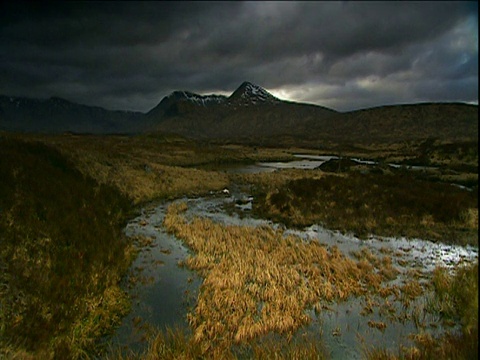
[430,263,478,334]
[106,326,328,360]
[251,172,478,245]
[50,139,230,204]
[16,133,295,205]
[2,133,477,358]
[160,202,420,357]
[0,138,135,358]
[364,262,478,360]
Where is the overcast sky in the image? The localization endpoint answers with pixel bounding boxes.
[1,1,477,112]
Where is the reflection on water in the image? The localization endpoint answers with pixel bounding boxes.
[111,165,477,357]
[252,154,338,172]
[293,225,478,273]
[211,154,438,174]
[110,204,201,352]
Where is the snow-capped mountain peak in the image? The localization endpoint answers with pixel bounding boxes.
[149,81,280,117]
[229,81,279,105]
[167,90,227,107]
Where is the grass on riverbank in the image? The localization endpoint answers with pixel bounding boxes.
[107,326,329,360]
[364,262,478,360]
[159,201,432,358]
[0,138,135,359]
[35,134,231,204]
[128,200,477,360]
[250,171,478,246]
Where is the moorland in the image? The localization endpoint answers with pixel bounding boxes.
[0,130,477,359]
[1,81,478,360]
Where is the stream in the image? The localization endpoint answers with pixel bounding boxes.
[110,157,478,359]
[213,154,440,174]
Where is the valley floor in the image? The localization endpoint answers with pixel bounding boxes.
[0,132,477,359]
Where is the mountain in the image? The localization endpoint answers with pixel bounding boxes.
[146,82,478,144]
[0,95,144,134]
[146,81,280,120]
[146,81,338,139]
[146,91,228,120]
[1,82,477,145]
[228,81,280,105]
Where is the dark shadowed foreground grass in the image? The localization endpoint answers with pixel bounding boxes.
[0,138,135,359]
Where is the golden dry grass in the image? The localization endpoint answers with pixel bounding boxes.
[162,202,408,355]
[12,133,298,205]
[47,139,229,204]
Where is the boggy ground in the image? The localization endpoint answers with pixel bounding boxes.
[0,132,477,359]
[159,202,425,357]
[0,133,294,359]
[150,200,477,360]
[246,170,478,246]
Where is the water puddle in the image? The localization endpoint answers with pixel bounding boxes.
[257,157,330,170]
[211,154,438,174]
[111,189,477,357]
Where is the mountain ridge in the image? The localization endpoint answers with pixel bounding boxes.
[0,81,477,145]
[0,94,144,134]
[145,82,478,143]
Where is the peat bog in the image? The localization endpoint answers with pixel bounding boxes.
[0,133,477,359]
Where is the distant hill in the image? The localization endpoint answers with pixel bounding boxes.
[0,95,144,134]
[302,102,479,144]
[1,82,477,145]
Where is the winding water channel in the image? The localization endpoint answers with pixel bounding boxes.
[219,154,440,174]
[110,156,478,359]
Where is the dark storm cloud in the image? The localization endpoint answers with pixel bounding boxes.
[0,1,477,112]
